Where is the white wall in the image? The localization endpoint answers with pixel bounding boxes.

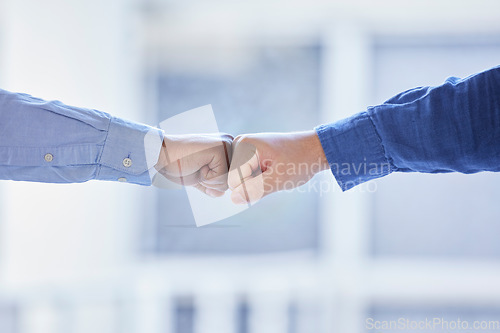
[1,1,500,332]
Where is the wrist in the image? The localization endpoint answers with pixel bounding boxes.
[155,136,172,172]
[298,130,329,174]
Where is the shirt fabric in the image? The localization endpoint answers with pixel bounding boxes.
[0,89,163,185]
[315,65,500,191]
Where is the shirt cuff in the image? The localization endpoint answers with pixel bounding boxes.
[315,111,392,191]
[96,117,164,185]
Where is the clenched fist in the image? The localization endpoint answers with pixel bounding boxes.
[228,130,329,204]
[154,133,233,197]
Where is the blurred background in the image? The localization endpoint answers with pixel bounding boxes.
[1,0,500,332]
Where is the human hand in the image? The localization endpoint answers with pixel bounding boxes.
[228,130,329,204]
[154,133,233,197]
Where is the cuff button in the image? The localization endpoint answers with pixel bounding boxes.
[44,153,54,162]
[122,158,132,168]
[118,177,127,182]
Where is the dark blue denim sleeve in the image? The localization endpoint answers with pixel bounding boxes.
[315,65,500,191]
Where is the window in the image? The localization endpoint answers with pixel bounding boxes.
[144,44,322,254]
[370,36,500,258]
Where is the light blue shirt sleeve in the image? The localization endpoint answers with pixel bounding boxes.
[0,89,164,185]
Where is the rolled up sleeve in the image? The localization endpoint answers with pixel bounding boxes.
[316,65,500,191]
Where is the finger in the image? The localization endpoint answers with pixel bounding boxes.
[228,140,260,190]
[200,152,230,191]
[200,179,229,194]
[162,161,229,194]
[199,137,232,191]
[204,148,231,180]
[214,133,233,171]
[230,170,271,205]
[193,183,225,198]
[201,178,228,192]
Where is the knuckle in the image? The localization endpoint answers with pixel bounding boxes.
[232,135,243,146]
[220,132,234,141]
[233,134,250,146]
[223,140,232,153]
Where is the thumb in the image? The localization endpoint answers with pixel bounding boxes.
[228,138,261,190]
[231,169,271,204]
